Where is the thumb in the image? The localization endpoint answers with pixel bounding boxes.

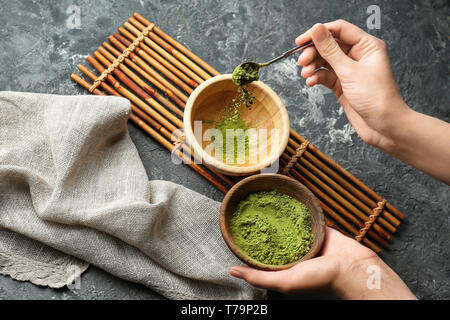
[230,265,294,293]
[230,256,337,294]
[310,23,353,74]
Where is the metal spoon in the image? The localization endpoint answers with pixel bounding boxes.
[232,40,314,86]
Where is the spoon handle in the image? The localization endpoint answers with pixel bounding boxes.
[262,40,314,66]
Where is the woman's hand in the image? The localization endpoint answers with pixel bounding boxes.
[230,227,416,299]
[295,20,450,184]
[296,20,409,150]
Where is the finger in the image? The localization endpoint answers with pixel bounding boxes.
[324,19,369,47]
[301,57,328,78]
[297,46,318,66]
[230,266,294,292]
[298,40,351,65]
[288,256,339,291]
[306,69,339,93]
[295,30,312,46]
[230,256,338,293]
[297,20,365,50]
[298,42,352,68]
[296,26,352,63]
[310,23,354,75]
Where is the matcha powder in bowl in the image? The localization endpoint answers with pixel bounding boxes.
[230,190,314,266]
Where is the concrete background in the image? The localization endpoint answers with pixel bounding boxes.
[0,0,448,299]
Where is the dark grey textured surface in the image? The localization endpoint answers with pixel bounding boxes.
[0,0,448,300]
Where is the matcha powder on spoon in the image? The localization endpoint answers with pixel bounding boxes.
[230,190,314,265]
[232,62,260,86]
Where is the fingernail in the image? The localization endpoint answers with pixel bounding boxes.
[229,267,242,278]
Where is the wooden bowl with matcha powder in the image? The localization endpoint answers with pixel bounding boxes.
[220,174,325,271]
[183,74,290,176]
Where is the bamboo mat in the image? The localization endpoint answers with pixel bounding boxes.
[70,13,405,255]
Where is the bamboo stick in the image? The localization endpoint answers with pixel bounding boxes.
[98,45,184,118]
[71,73,105,96]
[115,28,200,89]
[123,19,204,86]
[71,72,229,194]
[105,36,187,108]
[127,17,210,83]
[111,33,189,103]
[120,22,203,86]
[121,22,201,87]
[93,50,184,129]
[133,12,220,77]
[117,27,194,95]
[86,55,177,133]
[289,129,405,220]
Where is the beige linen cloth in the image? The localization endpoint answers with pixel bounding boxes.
[0,91,266,299]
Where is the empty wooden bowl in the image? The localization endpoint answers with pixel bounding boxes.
[183,74,290,176]
[220,174,326,271]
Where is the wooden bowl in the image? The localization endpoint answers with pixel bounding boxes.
[183,74,290,176]
[220,174,326,271]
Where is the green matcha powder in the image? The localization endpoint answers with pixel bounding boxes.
[212,86,255,164]
[230,190,314,265]
[232,63,260,86]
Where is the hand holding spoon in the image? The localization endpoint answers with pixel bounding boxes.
[232,40,314,86]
